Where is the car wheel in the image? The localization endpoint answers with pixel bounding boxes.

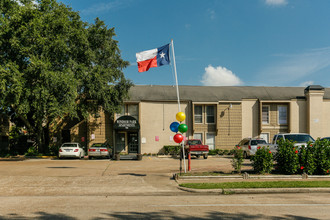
[89,156,93,160]
[196,155,200,159]
[203,154,208,159]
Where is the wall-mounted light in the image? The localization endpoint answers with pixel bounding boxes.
[229,103,232,109]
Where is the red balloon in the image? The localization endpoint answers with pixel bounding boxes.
[173,134,183,143]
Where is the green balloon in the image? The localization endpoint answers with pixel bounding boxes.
[178,124,188,133]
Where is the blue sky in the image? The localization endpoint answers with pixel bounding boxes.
[59,0,330,87]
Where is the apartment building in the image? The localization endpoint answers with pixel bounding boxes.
[64,85,330,156]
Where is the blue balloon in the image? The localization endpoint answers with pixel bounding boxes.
[170,122,180,133]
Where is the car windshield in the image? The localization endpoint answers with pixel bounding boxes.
[62,144,78,148]
[284,134,315,143]
[251,140,267,145]
[187,140,202,145]
[91,144,103,148]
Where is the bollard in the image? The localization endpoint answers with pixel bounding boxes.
[188,153,191,171]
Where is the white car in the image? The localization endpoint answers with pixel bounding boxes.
[59,142,85,159]
[237,138,267,158]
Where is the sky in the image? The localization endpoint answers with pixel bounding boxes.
[59,0,330,87]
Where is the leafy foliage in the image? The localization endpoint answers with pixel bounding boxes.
[0,0,132,152]
[274,139,300,174]
[232,146,244,173]
[163,145,181,155]
[251,146,273,174]
[299,143,316,175]
[312,139,330,175]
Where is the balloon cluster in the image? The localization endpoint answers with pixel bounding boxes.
[170,112,188,143]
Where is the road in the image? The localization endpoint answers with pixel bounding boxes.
[0,157,329,219]
[1,194,329,219]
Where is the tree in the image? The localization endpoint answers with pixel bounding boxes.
[0,0,132,152]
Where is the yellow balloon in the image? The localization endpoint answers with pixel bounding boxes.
[176,112,186,122]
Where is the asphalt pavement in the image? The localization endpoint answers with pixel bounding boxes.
[0,156,329,196]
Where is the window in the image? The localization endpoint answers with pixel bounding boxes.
[206,133,215,150]
[128,104,139,120]
[278,105,287,125]
[116,105,125,119]
[116,104,139,120]
[262,106,269,124]
[206,105,215,124]
[193,133,203,142]
[194,105,202,123]
[260,133,269,143]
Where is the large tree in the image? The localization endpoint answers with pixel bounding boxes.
[0,0,132,152]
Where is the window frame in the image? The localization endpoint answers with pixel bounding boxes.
[193,133,203,143]
[206,105,215,124]
[278,105,287,125]
[262,105,270,125]
[206,132,215,150]
[194,105,203,124]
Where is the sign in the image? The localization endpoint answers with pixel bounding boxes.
[114,116,140,130]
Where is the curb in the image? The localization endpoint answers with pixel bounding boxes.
[174,173,330,180]
[177,186,330,194]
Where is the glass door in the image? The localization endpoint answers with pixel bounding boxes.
[128,133,138,153]
[115,133,126,153]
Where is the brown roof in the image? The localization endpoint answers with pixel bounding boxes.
[128,85,330,102]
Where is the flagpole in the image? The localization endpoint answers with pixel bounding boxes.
[171,39,181,113]
[171,39,186,173]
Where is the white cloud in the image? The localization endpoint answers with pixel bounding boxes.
[258,47,330,86]
[300,81,314,87]
[265,0,288,6]
[81,0,128,15]
[207,9,216,20]
[201,65,243,86]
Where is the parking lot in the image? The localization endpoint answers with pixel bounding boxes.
[0,156,237,197]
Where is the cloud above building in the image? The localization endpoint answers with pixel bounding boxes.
[201,65,243,86]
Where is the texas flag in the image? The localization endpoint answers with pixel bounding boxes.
[136,44,170,72]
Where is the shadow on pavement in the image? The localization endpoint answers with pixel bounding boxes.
[0,210,319,220]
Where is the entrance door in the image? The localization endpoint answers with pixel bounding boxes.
[116,133,126,153]
[128,133,138,153]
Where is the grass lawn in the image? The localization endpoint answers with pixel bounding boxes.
[179,181,330,189]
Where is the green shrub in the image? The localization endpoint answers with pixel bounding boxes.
[312,139,330,175]
[25,146,39,156]
[275,139,300,174]
[251,146,273,174]
[163,145,181,155]
[299,143,316,175]
[231,146,244,173]
[208,149,218,155]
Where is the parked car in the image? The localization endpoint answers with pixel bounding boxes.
[184,139,209,159]
[88,143,112,159]
[59,142,85,159]
[257,133,315,154]
[236,138,267,158]
[320,137,330,141]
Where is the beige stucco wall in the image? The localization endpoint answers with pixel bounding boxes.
[306,91,324,139]
[322,100,330,138]
[290,100,307,134]
[241,99,258,139]
[139,101,189,154]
